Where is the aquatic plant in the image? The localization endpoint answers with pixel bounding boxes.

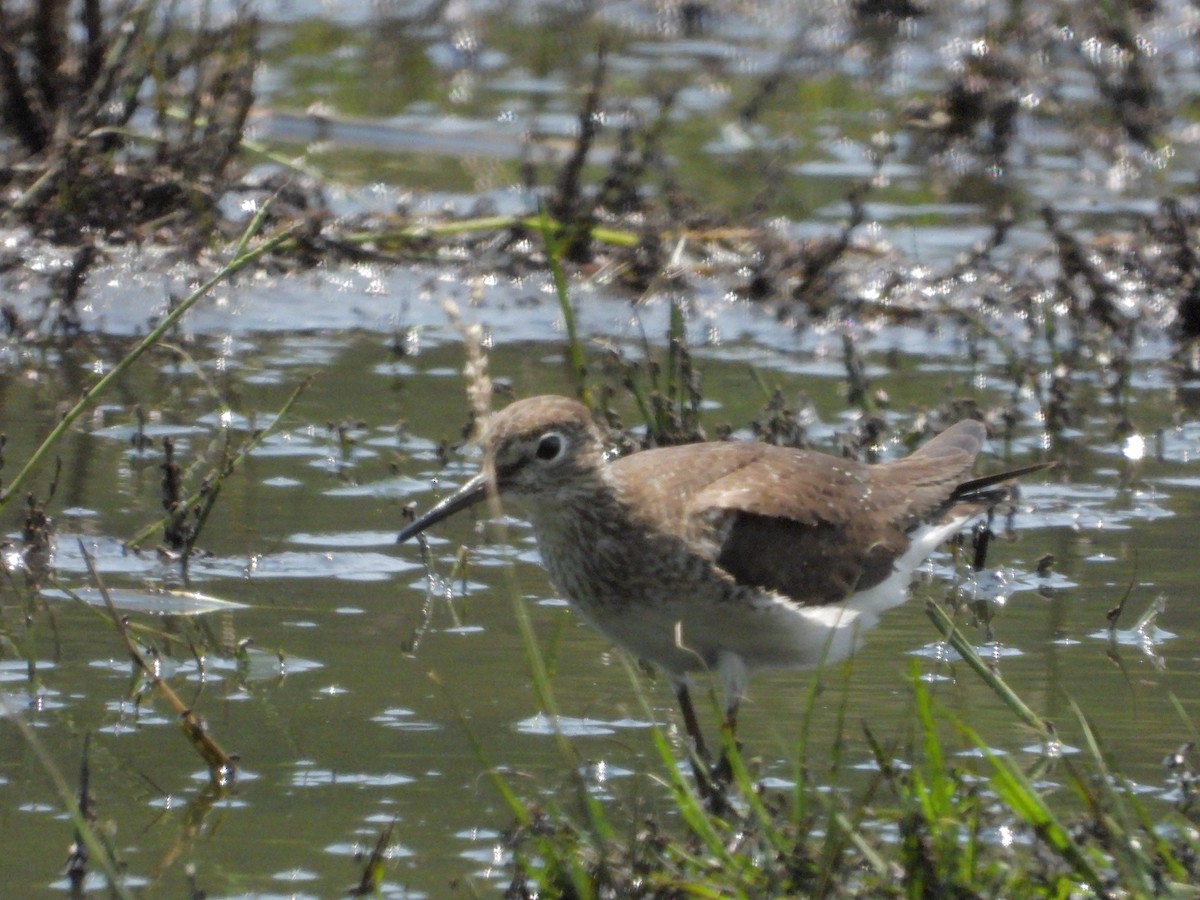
[0,0,258,242]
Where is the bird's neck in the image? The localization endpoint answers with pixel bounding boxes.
[521,473,641,610]
[521,467,625,536]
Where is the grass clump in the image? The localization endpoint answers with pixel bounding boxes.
[489,607,1200,899]
[0,0,258,243]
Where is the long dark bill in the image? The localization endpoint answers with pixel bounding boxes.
[396,472,490,543]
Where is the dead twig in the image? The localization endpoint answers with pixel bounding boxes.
[78,539,236,779]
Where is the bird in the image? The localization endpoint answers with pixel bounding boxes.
[397,395,1045,793]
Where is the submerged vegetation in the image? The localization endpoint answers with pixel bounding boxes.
[1,0,1199,895]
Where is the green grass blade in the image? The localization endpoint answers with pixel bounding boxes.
[536,204,590,404]
[0,210,299,510]
[615,656,743,870]
[952,714,1107,890]
[124,374,315,548]
[925,600,1053,740]
[0,700,136,899]
[433,670,531,827]
[1064,699,1176,890]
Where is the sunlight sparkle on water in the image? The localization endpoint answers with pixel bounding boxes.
[0,545,21,574]
[1122,433,1145,461]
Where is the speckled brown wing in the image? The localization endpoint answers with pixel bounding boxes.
[684,421,988,606]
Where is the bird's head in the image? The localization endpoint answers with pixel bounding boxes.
[397,395,607,542]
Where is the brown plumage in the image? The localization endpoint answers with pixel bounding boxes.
[398,395,1044,785]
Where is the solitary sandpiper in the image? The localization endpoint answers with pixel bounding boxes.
[397,395,1045,787]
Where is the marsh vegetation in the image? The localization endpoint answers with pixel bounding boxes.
[2,0,1200,895]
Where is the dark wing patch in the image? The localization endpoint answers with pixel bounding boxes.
[714,511,907,606]
[610,423,1000,607]
[691,424,987,606]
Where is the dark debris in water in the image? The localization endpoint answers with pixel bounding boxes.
[0,3,256,245]
[2,0,1200,374]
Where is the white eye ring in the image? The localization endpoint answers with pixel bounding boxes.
[534,431,566,462]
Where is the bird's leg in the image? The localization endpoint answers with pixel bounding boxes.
[711,697,741,785]
[710,653,747,785]
[674,682,711,762]
[675,682,731,813]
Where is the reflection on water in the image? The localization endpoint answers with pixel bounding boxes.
[0,325,1196,895]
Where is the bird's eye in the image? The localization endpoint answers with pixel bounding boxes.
[535,432,565,461]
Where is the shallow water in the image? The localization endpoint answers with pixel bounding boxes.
[1,319,1196,896]
[242,0,1200,259]
[4,0,1200,895]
